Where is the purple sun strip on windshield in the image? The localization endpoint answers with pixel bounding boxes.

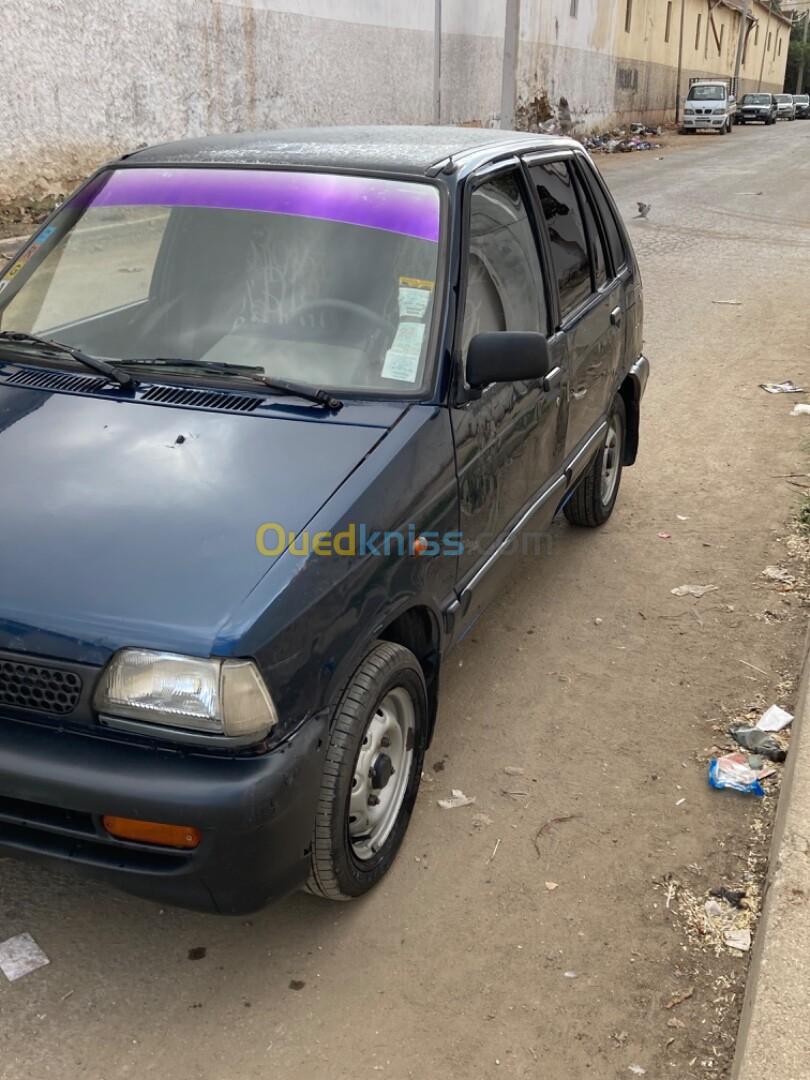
[74,168,440,243]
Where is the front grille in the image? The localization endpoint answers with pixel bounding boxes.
[0,659,82,716]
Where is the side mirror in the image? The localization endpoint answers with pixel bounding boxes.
[465,331,551,389]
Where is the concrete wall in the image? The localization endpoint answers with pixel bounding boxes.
[0,0,792,202]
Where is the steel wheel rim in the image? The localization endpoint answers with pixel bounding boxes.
[600,418,621,505]
[348,687,415,861]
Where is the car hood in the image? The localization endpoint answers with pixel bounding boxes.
[0,382,402,664]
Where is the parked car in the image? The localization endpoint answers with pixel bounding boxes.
[0,126,648,913]
[775,94,796,120]
[736,92,778,125]
[681,78,737,134]
[793,94,810,119]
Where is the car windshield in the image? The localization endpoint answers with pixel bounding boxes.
[688,85,724,101]
[743,95,770,105]
[0,168,442,395]
[795,96,810,103]
[776,95,792,103]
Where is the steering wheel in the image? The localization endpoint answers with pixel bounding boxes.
[287,298,396,338]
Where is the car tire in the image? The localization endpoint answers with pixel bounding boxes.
[306,640,427,901]
[564,395,626,529]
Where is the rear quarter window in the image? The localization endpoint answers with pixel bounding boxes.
[576,160,628,276]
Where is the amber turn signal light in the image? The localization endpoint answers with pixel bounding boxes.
[102,816,201,849]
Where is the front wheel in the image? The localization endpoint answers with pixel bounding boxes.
[306,641,427,901]
[564,396,626,528]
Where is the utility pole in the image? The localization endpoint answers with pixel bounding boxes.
[500,0,521,129]
[733,0,752,89]
[676,0,686,123]
[797,9,809,94]
[433,0,442,125]
[758,0,773,89]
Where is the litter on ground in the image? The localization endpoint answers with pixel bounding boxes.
[728,725,786,763]
[708,752,774,796]
[762,565,795,586]
[760,381,804,394]
[664,987,694,1009]
[723,928,752,953]
[756,704,793,732]
[710,886,748,909]
[671,584,718,598]
[790,403,810,417]
[0,934,50,982]
[437,789,476,809]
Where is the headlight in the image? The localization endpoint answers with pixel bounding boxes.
[685,107,695,115]
[713,108,726,115]
[94,649,278,741]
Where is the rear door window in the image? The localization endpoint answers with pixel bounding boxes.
[529,161,591,319]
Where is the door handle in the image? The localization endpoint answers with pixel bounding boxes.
[610,306,623,329]
[543,366,561,394]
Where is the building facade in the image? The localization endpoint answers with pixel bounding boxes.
[0,0,792,203]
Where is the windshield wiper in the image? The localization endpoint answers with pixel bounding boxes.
[112,356,343,410]
[253,375,343,411]
[0,331,137,388]
[118,357,264,376]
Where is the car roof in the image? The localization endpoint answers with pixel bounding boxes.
[123,125,577,178]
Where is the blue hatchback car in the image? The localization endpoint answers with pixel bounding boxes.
[0,127,648,912]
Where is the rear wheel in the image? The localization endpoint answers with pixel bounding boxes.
[564,396,626,528]
[307,641,427,901]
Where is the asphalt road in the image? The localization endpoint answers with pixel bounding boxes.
[1,120,810,1080]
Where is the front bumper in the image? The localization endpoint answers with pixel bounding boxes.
[740,111,770,122]
[682,115,727,129]
[0,713,329,912]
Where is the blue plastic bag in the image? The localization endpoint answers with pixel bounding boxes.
[708,754,765,797]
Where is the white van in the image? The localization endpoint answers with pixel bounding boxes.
[681,79,736,135]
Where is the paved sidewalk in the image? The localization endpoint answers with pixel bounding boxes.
[733,627,810,1080]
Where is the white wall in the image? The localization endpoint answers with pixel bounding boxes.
[0,0,786,202]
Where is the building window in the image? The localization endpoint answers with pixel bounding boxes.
[754,24,759,46]
[767,31,772,51]
[665,1,673,42]
[719,24,724,54]
[625,0,632,33]
[570,0,578,16]
[778,35,782,56]
[695,12,702,50]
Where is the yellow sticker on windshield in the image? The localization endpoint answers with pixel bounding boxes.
[399,276,435,290]
[398,276,434,320]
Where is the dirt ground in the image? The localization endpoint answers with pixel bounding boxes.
[1,120,810,1080]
